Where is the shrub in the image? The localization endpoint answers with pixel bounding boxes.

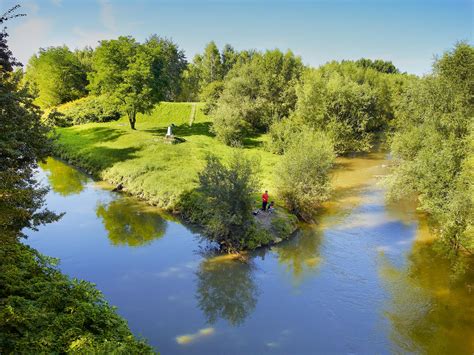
[267,117,302,154]
[277,130,335,221]
[51,95,121,125]
[179,153,264,251]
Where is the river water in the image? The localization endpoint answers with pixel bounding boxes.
[26,154,474,354]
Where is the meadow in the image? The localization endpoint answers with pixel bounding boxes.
[55,102,281,209]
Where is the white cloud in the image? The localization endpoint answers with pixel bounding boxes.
[98,0,116,31]
[51,0,62,6]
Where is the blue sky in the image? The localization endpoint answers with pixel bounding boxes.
[2,0,472,75]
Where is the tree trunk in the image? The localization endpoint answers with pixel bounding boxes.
[128,110,136,130]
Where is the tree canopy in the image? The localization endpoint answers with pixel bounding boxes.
[24,46,88,108]
[88,35,185,129]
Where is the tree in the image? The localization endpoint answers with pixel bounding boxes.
[212,49,303,145]
[188,153,261,251]
[387,43,474,258]
[88,35,184,129]
[277,130,335,221]
[355,58,400,74]
[200,41,223,85]
[0,12,59,240]
[290,62,396,154]
[24,46,88,108]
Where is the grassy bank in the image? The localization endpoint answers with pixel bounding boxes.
[55,102,280,207]
[54,102,296,246]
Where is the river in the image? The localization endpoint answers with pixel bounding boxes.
[25,153,474,354]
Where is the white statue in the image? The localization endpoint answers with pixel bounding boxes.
[166,125,173,137]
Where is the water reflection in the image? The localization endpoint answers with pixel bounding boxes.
[96,198,167,247]
[39,157,88,196]
[274,226,323,285]
[195,255,259,326]
[379,220,474,354]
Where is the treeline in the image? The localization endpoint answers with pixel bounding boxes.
[387,43,473,267]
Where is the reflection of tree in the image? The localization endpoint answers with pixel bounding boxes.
[195,257,258,326]
[275,226,323,284]
[380,241,474,354]
[40,157,88,196]
[96,198,167,247]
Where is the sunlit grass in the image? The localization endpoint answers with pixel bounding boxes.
[55,102,280,208]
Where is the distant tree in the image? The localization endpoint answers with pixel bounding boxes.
[145,34,187,101]
[212,49,303,145]
[88,35,184,129]
[200,41,223,85]
[290,62,396,154]
[355,58,400,74]
[221,44,238,77]
[277,130,335,221]
[24,46,88,108]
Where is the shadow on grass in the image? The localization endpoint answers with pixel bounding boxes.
[77,127,125,143]
[87,146,140,171]
[144,122,215,138]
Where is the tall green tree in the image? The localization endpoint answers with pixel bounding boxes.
[387,42,474,258]
[24,46,88,108]
[212,49,303,145]
[88,35,184,129]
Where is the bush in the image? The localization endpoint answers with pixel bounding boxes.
[267,117,302,154]
[277,130,335,221]
[50,95,121,125]
[179,153,265,251]
[0,242,153,353]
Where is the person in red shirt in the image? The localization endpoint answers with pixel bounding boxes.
[262,190,269,211]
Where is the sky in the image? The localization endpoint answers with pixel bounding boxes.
[1,0,472,75]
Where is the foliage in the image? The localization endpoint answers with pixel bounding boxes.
[1,12,153,353]
[24,46,88,108]
[290,62,397,154]
[0,37,59,240]
[88,35,185,129]
[354,58,400,74]
[201,80,224,114]
[51,95,121,125]
[267,115,302,154]
[277,130,335,221]
[212,49,303,145]
[196,153,263,251]
[387,42,474,257]
[0,242,153,353]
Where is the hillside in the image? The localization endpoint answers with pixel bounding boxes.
[55,102,281,209]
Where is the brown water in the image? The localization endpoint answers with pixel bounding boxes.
[26,154,474,354]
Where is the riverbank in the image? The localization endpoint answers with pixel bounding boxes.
[53,102,298,249]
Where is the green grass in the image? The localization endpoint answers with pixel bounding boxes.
[55,102,281,209]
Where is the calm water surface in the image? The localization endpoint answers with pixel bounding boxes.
[26,155,474,354]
